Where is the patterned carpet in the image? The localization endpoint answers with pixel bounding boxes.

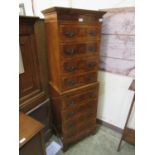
[47,125,135,155]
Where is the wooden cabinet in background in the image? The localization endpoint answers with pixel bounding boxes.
[28,98,52,142]
[42,7,106,151]
[19,16,52,142]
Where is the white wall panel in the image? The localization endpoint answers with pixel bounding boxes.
[34,0,70,17]
[19,0,33,16]
[97,71,134,129]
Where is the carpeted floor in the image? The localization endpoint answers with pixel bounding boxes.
[47,125,135,155]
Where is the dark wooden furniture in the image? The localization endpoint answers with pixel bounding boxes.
[27,98,52,142]
[19,112,46,155]
[42,7,106,151]
[117,80,135,151]
[19,16,52,142]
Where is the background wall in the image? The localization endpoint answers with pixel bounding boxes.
[19,0,135,129]
[71,0,134,10]
[19,0,135,17]
[19,0,33,16]
[97,72,134,129]
[100,7,135,77]
[33,0,71,17]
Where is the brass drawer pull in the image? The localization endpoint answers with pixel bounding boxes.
[79,95,85,101]
[67,100,75,105]
[88,46,96,52]
[66,111,74,117]
[78,106,84,112]
[64,31,75,37]
[65,79,76,87]
[88,30,97,36]
[86,76,94,82]
[65,48,75,55]
[64,65,76,72]
[86,62,96,69]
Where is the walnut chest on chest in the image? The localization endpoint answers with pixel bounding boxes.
[42,7,106,151]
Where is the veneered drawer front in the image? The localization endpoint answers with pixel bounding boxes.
[78,118,96,130]
[61,58,98,75]
[64,113,96,130]
[62,113,96,138]
[62,87,98,110]
[59,25,100,42]
[62,113,85,134]
[60,42,99,59]
[63,124,96,144]
[61,99,97,122]
[62,72,97,91]
[77,125,96,139]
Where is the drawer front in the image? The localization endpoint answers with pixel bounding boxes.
[62,72,97,91]
[62,99,97,122]
[61,42,99,59]
[63,113,96,139]
[61,58,98,75]
[59,25,100,42]
[63,123,96,144]
[63,113,96,132]
[62,87,98,110]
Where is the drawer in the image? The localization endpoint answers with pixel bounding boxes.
[60,42,99,59]
[64,125,96,145]
[63,108,96,127]
[63,114,96,138]
[77,125,96,139]
[62,72,97,91]
[61,58,98,75]
[62,113,85,136]
[62,87,98,110]
[62,100,97,122]
[77,121,96,136]
[59,25,100,42]
[76,116,96,131]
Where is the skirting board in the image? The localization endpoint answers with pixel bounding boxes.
[96,119,123,134]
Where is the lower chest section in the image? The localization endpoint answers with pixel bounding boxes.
[51,83,99,145]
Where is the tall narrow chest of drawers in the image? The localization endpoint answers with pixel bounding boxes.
[42,7,106,151]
